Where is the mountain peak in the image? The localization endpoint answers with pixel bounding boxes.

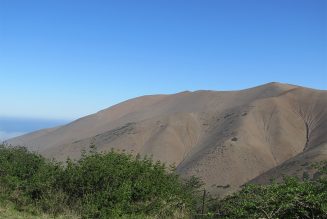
[7,83,327,196]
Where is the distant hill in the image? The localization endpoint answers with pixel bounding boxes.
[7,82,327,196]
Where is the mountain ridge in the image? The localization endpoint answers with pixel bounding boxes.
[7,82,327,196]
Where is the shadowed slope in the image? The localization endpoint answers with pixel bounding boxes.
[250,142,327,184]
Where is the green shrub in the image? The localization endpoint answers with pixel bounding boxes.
[60,150,201,218]
[207,168,327,219]
[0,145,67,214]
[0,144,201,218]
[3,143,326,219]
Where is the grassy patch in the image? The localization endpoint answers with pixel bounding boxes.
[0,200,77,219]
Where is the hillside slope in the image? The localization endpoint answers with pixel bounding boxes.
[8,82,327,195]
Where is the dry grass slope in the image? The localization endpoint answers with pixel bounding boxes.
[8,82,327,196]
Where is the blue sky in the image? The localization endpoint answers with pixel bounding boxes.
[0,0,326,120]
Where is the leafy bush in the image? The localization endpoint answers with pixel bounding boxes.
[0,145,76,215]
[61,150,202,218]
[0,144,201,218]
[2,143,327,219]
[206,163,327,219]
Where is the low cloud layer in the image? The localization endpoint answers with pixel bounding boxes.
[0,131,25,142]
[0,117,69,142]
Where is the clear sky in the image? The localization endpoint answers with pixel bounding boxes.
[0,0,326,120]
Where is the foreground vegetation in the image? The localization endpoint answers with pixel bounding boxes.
[210,176,327,218]
[0,200,76,219]
[0,144,326,218]
[0,144,201,218]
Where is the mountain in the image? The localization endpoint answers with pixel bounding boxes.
[7,82,327,196]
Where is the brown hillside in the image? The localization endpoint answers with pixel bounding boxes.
[8,82,327,196]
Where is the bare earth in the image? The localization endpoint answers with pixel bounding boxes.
[8,82,327,196]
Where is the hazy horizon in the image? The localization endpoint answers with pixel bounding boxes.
[0,117,70,141]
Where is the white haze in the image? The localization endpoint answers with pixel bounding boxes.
[0,131,25,142]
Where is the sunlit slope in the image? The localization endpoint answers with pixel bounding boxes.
[8,83,327,195]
